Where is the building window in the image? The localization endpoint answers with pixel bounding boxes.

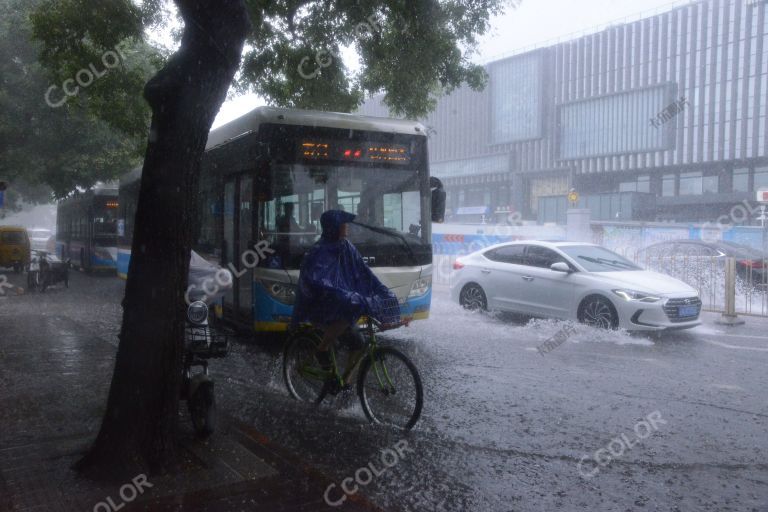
[619,181,636,192]
[680,172,703,195]
[557,84,676,159]
[662,174,676,196]
[755,166,768,189]
[703,175,719,194]
[489,53,543,143]
[618,175,650,192]
[430,154,510,180]
[733,168,749,192]
[637,175,650,193]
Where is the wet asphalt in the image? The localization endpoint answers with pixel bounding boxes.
[1,270,766,511]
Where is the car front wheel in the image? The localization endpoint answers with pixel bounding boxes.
[459,283,487,311]
[578,295,619,330]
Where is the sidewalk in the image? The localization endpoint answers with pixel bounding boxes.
[0,311,383,512]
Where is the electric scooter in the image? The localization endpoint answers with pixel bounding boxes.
[182,300,229,437]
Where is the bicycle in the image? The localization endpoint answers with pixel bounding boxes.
[283,298,423,431]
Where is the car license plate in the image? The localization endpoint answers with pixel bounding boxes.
[678,305,698,317]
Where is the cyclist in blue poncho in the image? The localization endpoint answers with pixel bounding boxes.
[292,209,395,376]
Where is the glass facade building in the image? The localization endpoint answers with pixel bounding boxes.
[359,0,768,223]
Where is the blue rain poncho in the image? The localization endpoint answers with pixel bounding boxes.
[291,210,397,327]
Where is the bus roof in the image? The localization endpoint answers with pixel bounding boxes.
[205,106,427,150]
[120,108,426,184]
[58,182,118,207]
[91,182,118,195]
[0,225,26,232]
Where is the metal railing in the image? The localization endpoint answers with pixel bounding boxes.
[433,254,458,286]
[618,249,768,318]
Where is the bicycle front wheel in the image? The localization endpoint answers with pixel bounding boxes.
[357,347,423,430]
[283,332,325,402]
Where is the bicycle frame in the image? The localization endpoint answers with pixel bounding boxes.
[296,319,396,394]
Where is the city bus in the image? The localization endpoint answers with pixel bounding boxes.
[56,183,119,273]
[118,106,441,332]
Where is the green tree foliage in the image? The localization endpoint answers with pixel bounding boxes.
[16,0,513,202]
[30,0,510,124]
[0,0,158,207]
[239,0,506,117]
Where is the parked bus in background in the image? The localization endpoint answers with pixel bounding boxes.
[56,183,119,273]
[117,168,140,279]
[118,106,443,334]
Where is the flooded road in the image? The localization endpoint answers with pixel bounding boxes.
[216,285,768,511]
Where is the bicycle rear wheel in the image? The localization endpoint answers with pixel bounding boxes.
[283,332,325,402]
[357,347,423,430]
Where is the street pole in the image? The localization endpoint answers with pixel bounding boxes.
[762,205,767,272]
[758,204,768,259]
[716,257,745,326]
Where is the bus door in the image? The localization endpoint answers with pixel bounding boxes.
[222,175,255,326]
[84,205,94,271]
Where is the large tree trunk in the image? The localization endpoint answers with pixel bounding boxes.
[77,0,251,477]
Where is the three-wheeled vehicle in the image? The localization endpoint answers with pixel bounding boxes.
[0,226,30,273]
[27,250,70,292]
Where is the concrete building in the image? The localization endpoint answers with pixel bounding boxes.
[359,0,768,225]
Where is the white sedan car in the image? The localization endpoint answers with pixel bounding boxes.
[450,241,701,331]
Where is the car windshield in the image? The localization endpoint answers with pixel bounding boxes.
[1,231,25,244]
[28,229,51,238]
[559,245,643,272]
[720,241,765,259]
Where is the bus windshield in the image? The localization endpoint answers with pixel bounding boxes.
[94,208,118,236]
[259,163,429,269]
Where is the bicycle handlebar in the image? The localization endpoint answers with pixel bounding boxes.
[367,316,410,332]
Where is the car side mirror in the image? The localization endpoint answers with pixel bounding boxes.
[550,262,572,273]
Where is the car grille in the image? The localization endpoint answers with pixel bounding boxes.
[663,297,702,322]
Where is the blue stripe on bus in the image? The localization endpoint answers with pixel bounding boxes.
[92,254,117,269]
[250,280,432,332]
[117,249,131,279]
[253,284,294,324]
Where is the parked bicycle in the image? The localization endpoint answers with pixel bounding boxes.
[283,298,423,430]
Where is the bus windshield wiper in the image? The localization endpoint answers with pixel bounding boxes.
[350,221,418,266]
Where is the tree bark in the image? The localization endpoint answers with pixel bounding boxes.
[76,0,251,477]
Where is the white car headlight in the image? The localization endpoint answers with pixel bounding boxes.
[408,276,432,298]
[612,289,662,303]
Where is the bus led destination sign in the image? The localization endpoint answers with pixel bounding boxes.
[300,140,410,165]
